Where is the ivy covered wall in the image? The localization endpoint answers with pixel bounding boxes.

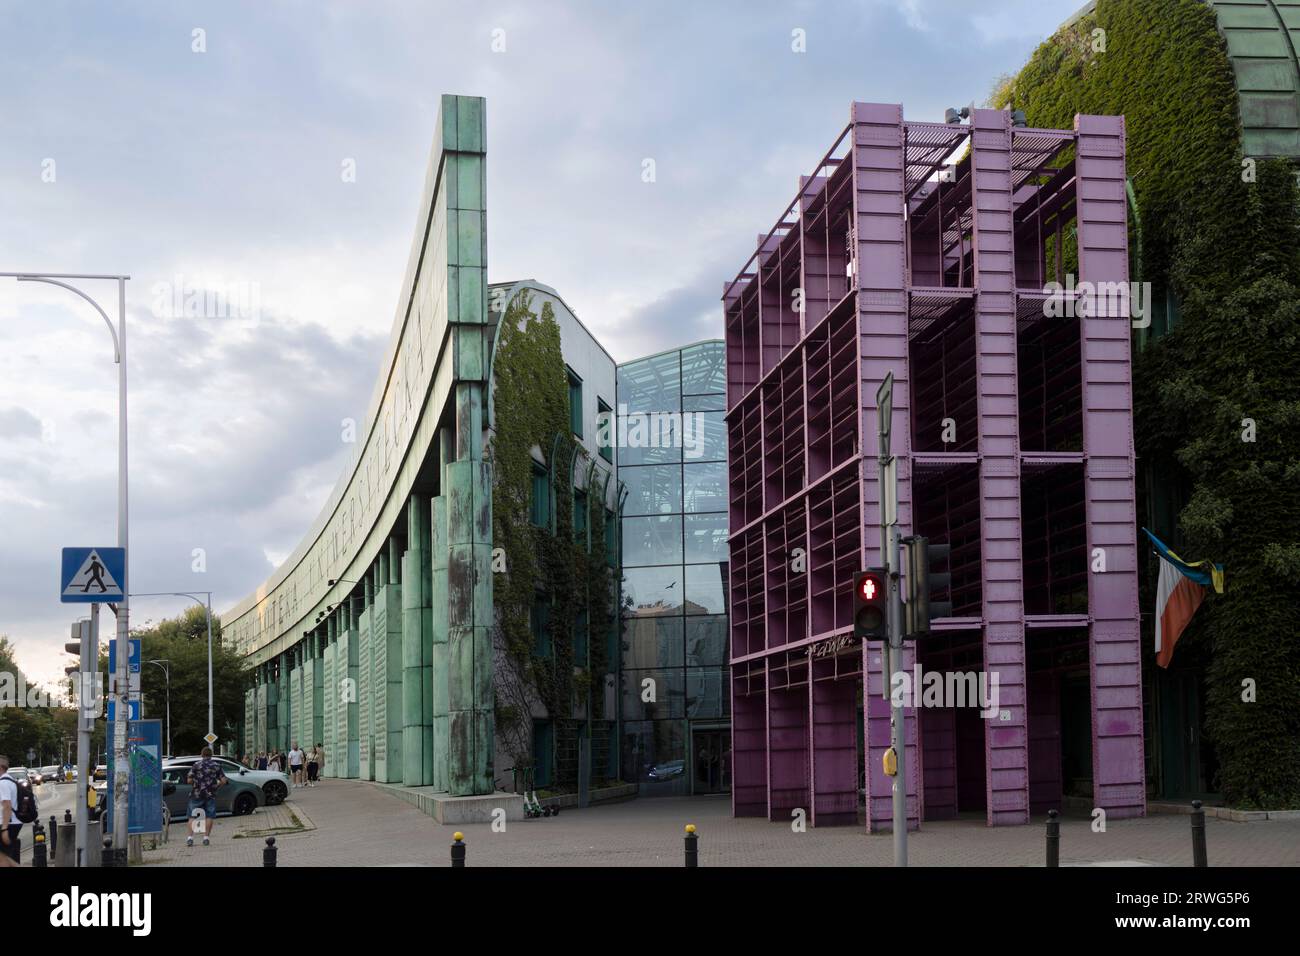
[996,0,1300,807]
[489,289,618,789]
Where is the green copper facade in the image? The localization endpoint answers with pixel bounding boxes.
[225,96,495,796]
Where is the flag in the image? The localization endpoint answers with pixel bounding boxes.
[1142,528,1225,669]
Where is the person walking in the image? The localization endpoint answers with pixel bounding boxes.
[311,743,325,785]
[306,744,320,787]
[267,750,281,773]
[257,752,268,771]
[287,742,305,787]
[185,747,228,848]
[0,754,24,865]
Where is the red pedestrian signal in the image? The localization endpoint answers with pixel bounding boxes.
[854,569,887,641]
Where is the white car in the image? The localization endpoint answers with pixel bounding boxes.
[164,755,291,806]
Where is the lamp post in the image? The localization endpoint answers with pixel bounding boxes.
[131,592,214,744]
[145,659,172,757]
[1,271,131,862]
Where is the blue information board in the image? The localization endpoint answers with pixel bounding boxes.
[104,719,164,836]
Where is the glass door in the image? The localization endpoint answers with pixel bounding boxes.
[691,727,731,794]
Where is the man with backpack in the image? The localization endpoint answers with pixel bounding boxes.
[1,753,39,864]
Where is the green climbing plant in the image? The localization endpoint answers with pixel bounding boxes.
[998,0,1300,807]
[489,290,617,785]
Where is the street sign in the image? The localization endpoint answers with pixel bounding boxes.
[104,720,163,836]
[108,638,141,674]
[60,547,125,603]
[876,372,894,460]
[882,457,898,526]
[203,733,218,746]
[106,698,141,722]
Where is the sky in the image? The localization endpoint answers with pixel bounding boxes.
[0,0,1084,689]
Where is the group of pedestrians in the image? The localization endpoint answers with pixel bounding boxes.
[242,742,324,787]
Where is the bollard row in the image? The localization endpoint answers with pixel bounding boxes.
[1044,802,1210,868]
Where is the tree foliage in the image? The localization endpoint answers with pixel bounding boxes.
[999,0,1300,806]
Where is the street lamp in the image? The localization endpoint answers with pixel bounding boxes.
[1,271,131,861]
[131,592,214,745]
[144,659,172,757]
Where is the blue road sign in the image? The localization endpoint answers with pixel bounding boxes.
[108,638,141,674]
[60,547,126,603]
[104,719,164,836]
[106,698,141,721]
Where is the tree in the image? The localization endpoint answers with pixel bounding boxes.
[131,606,249,755]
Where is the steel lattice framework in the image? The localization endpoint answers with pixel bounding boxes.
[724,104,1143,829]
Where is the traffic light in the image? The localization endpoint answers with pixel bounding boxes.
[903,536,952,636]
[853,568,888,641]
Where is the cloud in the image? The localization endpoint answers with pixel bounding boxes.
[0,406,42,439]
[0,0,1088,686]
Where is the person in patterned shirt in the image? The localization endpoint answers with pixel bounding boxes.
[186,747,227,848]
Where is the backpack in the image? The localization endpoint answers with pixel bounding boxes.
[2,774,38,824]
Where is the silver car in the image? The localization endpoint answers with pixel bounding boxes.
[165,756,290,806]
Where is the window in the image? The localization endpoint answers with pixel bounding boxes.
[567,367,583,438]
[574,489,588,541]
[623,515,683,567]
[597,398,613,462]
[530,465,549,527]
[531,599,551,657]
[605,510,617,566]
[622,464,682,516]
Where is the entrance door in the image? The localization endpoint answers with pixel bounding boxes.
[691,727,731,794]
[1158,669,1218,799]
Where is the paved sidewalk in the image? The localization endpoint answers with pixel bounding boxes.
[143,780,1300,867]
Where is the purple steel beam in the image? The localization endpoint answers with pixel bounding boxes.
[851,102,920,833]
[970,108,1031,826]
[724,101,1141,832]
[1074,113,1145,820]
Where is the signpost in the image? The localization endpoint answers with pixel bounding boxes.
[61,547,125,866]
[104,720,163,837]
[875,373,908,867]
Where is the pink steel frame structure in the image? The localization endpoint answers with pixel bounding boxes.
[723,104,1143,829]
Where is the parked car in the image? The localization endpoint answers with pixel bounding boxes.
[647,760,684,781]
[160,764,264,819]
[164,755,290,806]
[39,766,60,784]
[92,765,107,782]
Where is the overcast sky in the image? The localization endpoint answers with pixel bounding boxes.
[0,0,1082,689]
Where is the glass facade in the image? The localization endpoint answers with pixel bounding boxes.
[617,341,730,796]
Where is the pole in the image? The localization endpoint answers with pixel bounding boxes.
[165,664,172,757]
[76,609,95,867]
[111,276,130,861]
[206,592,214,742]
[888,522,907,867]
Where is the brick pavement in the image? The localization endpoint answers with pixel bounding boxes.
[142,779,1300,867]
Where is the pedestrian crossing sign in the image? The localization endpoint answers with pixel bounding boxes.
[61,547,126,603]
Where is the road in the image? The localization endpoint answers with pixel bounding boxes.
[17,780,81,864]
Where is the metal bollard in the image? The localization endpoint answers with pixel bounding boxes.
[1191,800,1208,868]
[32,824,47,868]
[1045,809,1060,867]
[63,809,72,824]
[101,837,115,868]
[48,816,57,859]
[263,836,277,867]
[450,831,466,868]
[684,824,698,868]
